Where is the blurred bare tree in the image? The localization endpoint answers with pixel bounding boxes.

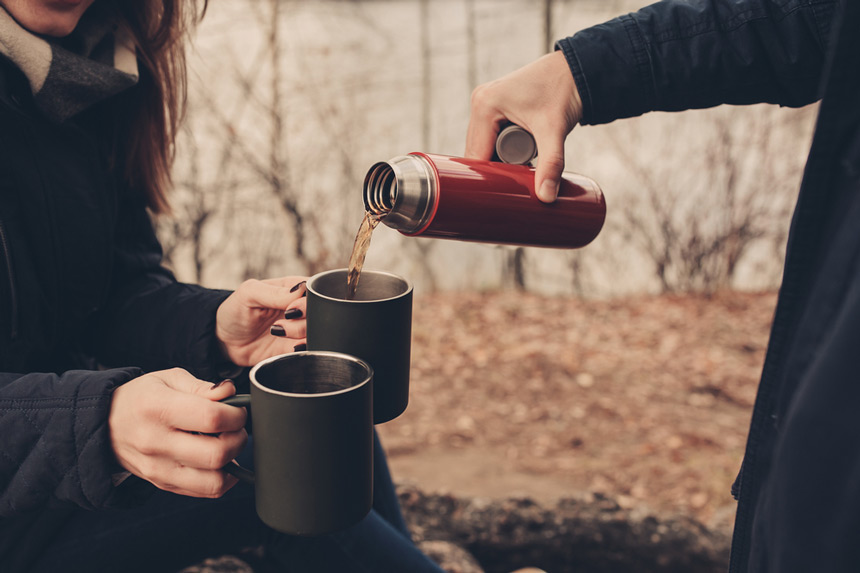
[159,119,216,283]
[165,0,385,284]
[608,105,812,293]
[160,0,814,297]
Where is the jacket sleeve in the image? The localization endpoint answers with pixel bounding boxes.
[556,0,838,126]
[0,366,150,517]
[86,193,234,380]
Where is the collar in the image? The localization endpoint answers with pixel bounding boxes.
[0,5,138,122]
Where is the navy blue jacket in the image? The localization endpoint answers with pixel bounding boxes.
[0,54,232,570]
[559,0,858,570]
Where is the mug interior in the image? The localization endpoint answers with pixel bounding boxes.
[309,269,411,302]
[253,352,371,396]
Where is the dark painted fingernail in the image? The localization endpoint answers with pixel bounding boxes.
[270,325,286,337]
[211,379,232,390]
[290,281,307,293]
[284,308,303,320]
[293,343,307,352]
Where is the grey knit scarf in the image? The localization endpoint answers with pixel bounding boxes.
[0,4,138,122]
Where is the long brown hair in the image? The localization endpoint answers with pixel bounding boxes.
[112,0,207,214]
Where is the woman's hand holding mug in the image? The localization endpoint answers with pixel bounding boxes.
[108,371,247,498]
[216,276,308,367]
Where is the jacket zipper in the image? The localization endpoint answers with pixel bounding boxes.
[0,217,18,339]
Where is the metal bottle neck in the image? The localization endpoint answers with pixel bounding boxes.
[362,154,437,234]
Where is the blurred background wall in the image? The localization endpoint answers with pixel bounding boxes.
[161,0,817,298]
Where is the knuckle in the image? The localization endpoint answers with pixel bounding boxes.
[159,482,181,494]
[131,428,162,457]
[199,409,225,433]
[540,154,566,172]
[470,84,493,110]
[136,457,159,479]
[226,430,249,459]
[153,402,174,426]
[204,475,228,498]
[469,84,483,103]
[136,440,158,457]
[209,444,234,470]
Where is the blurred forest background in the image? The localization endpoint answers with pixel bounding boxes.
[163,1,819,568]
[161,0,816,297]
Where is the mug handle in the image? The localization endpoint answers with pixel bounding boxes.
[220,394,255,484]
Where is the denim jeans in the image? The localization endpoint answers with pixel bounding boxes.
[28,432,444,573]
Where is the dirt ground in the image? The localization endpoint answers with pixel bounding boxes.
[377,290,777,536]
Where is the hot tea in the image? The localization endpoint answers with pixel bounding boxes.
[345,211,380,300]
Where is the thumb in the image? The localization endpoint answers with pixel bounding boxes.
[533,131,566,203]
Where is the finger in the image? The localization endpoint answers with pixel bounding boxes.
[166,429,248,470]
[156,463,239,498]
[532,128,567,203]
[156,368,220,396]
[288,280,307,296]
[261,276,309,290]
[270,318,307,340]
[207,379,238,402]
[263,334,307,354]
[465,117,500,160]
[243,279,305,310]
[284,297,306,319]
[146,376,248,433]
[465,86,505,159]
[174,398,247,434]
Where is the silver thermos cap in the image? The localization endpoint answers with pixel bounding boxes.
[495,125,537,165]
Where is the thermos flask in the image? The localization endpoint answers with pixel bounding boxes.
[361,150,606,249]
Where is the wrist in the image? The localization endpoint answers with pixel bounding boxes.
[555,37,588,125]
[571,80,583,127]
[548,48,583,127]
[211,333,244,380]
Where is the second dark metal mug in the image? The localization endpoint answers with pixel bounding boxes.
[222,351,374,536]
[306,269,413,424]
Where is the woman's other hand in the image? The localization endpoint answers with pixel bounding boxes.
[465,50,583,203]
[109,371,247,498]
[216,276,308,367]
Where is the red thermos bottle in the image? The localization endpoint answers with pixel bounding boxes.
[362,152,606,249]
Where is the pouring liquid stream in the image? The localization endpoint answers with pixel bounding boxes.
[346,212,381,300]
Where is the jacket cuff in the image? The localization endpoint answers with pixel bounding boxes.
[61,367,151,511]
[187,288,237,381]
[556,14,656,126]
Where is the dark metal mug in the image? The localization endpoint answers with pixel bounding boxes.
[222,351,374,536]
[306,269,413,424]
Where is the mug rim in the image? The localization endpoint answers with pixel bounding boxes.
[249,351,373,398]
[307,268,413,303]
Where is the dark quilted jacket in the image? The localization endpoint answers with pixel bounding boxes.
[559,0,860,570]
[0,54,231,570]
